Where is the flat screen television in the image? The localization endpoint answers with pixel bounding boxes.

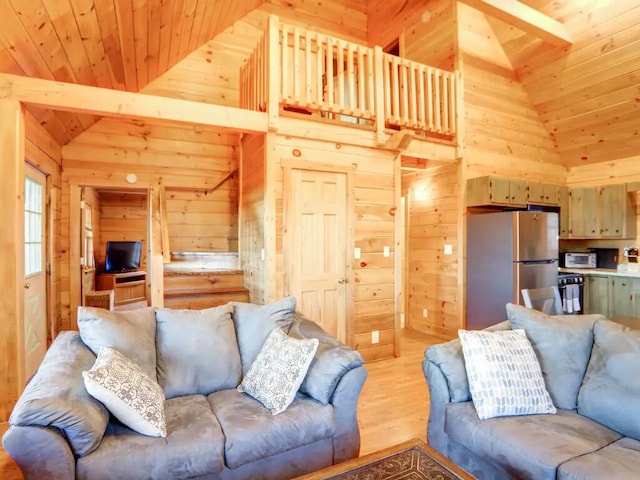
[104,241,142,273]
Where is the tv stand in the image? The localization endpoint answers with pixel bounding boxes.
[96,271,147,309]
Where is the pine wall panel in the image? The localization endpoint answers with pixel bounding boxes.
[272,127,398,361]
[59,118,240,329]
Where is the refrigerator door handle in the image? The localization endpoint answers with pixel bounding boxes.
[518,259,557,265]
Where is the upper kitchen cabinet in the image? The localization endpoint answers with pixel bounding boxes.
[569,184,636,239]
[466,176,527,207]
[527,182,559,206]
[569,187,599,237]
[558,186,570,239]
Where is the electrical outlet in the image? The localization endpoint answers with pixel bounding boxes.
[261,248,265,261]
[444,244,453,255]
[354,247,361,259]
[383,246,390,257]
[423,308,428,318]
[371,330,379,344]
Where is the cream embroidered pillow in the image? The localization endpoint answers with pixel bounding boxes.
[238,328,318,415]
[83,347,167,437]
[459,329,556,420]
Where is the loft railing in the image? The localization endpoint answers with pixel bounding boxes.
[239,15,457,140]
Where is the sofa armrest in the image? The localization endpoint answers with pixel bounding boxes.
[2,426,75,480]
[8,331,108,459]
[288,313,364,404]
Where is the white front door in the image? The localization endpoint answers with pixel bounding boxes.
[288,169,348,342]
[24,164,48,382]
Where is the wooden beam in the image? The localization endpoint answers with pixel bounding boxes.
[0,73,268,134]
[148,184,164,309]
[0,99,25,422]
[458,0,573,47]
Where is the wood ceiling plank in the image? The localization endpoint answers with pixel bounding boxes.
[1,72,268,133]
[113,0,138,91]
[146,0,162,80]
[191,0,217,49]
[2,0,71,81]
[560,144,640,168]
[40,0,96,86]
[459,0,572,46]
[25,106,73,145]
[0,46,26,75]
[186,0,206,55]
[67,0,115,89]
[93,0,127,89]
[177,0,198,61]
[156,0,176,75]
[166,0,186,74]
[132,0,149,87]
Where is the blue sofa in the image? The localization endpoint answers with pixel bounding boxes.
[3,301,367,480]
[423,304,640,480]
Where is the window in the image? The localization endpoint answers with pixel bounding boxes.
[24,177,44,277]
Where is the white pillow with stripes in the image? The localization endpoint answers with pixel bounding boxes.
[459,328,556,420]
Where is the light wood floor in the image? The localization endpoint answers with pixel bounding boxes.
[0,327,442,479]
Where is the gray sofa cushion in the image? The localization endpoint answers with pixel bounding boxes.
[506,304,603,410]
[445,402,621,480]
[288,314,363,404]
[76,395,225,480]
[9,332,108,457]
[155,305,241,399]
[425,320,510,403]
[558,437,640,480]
[208,388,335,469]
[231,296,296,375]
[578,319,640,440]
[78,306,157,380]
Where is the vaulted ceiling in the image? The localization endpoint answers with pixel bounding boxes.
[1,0,638,168]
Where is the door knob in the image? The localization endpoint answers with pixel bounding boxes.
[337,278,347,284]
[24,282,30,289]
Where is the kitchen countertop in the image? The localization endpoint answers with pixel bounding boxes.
[559,267,640,278]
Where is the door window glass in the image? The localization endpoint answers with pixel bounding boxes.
[25,176,44,277]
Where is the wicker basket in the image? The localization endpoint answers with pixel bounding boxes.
[85,289,115,310]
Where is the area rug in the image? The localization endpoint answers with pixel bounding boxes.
[325,445,466,480]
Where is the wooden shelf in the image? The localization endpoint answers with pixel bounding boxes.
[97,271,147,308]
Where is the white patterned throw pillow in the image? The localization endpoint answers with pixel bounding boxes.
[238,327,318,415]
[83,347,167,437]
[458,329,556,420]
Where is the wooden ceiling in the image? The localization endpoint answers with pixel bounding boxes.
[488,0,640,167]
[1,0,639,168]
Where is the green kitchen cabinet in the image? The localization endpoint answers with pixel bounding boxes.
[558,186,570,239]
[466,176,528,207]
[585,275,609,316]
[598,184,635,238]
[609,276,634,318]
[569,187,599,238]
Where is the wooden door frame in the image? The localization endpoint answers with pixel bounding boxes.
[282,159,356,345]
[69,182,157,327]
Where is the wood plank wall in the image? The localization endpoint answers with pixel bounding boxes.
[402,0,455,70]
[98,191,148,271]
[59,118,240,330]
[239,133,267,303]
[272,130,398,361]
[404,162,461,338]
[367,0,434,50]
[457,3,565,183]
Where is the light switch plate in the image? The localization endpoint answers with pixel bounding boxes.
[423,308,428,318]
[354,247,361,259]
[261,248,265,261]
[371,330,379,344]
[383,246,390,257]
[444,244,453,255]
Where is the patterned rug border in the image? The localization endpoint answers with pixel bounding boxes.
[325,446,465,480]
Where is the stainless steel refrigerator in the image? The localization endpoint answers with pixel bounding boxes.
[466,211,559,329]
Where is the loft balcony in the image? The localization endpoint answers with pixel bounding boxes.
[239,15,459,148]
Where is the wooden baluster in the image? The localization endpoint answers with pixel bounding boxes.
[418,65,425,130]
[347,43,355,114]
[442,71,450,134]
[367,49,374,117]
[327,38,334,109]
[281,25,288,102]
[373,46,385,142]
[294,28,300,104]
[337,40,344,112]
[266,15,280,128]
[357,46,365,116]
[316,33,323,108]
[435,69,441,132]
[391,56,400,124]
[305,31,312,106]
[401,60,408,126]
[409,62,417,127]
[383,54,391,125]
[427,66,434,132]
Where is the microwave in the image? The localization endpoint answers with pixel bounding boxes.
[565,252,597,268]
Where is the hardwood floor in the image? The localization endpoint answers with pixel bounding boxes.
[0,327,443,479]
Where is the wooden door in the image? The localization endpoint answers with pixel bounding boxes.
[287,169,348,342]
[23,164,48,382]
